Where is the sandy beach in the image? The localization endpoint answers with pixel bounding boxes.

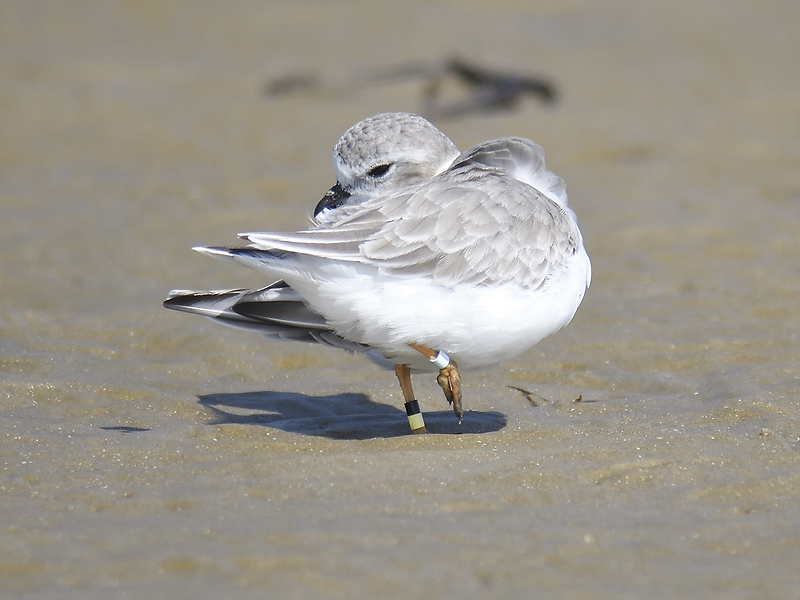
[2,1,799,598]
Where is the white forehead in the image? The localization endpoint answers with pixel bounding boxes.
[332,112,459,181]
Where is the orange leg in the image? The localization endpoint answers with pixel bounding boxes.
[409,343,463,424]
[394,363,427,434]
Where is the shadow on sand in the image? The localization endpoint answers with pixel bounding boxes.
[198,390,506,440]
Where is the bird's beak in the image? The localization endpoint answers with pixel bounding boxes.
[314,183,351,217]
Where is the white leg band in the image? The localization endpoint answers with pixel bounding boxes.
[430,351,450,369]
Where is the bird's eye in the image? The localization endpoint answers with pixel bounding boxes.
[367,163,392,178]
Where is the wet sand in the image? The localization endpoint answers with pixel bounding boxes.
[2,1,800,598]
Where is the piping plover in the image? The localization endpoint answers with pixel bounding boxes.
[164,112,591,433]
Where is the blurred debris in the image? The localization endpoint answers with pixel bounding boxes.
[99,426,151,433]
[265,57,557,120]
[573,394,598,403]
[508,385,549,407]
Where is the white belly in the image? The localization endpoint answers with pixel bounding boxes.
[289,246,591,372]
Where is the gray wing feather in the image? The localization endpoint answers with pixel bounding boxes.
[241,139,578,288]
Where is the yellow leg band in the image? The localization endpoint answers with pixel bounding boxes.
[407,412,426,432]
[404,400,426,433]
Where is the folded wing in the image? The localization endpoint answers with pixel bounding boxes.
[240,138,579,289]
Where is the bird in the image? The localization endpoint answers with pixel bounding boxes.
[164,112,591,434]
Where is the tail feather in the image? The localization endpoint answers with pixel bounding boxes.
[163,282,372,355]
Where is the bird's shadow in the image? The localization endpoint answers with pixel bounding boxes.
[198,390,506,440]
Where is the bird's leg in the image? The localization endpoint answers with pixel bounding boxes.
[394,363,427,434]
[408,343,463,424]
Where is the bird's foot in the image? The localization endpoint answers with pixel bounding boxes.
[436,361,462,424]
[408,343,464,425]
